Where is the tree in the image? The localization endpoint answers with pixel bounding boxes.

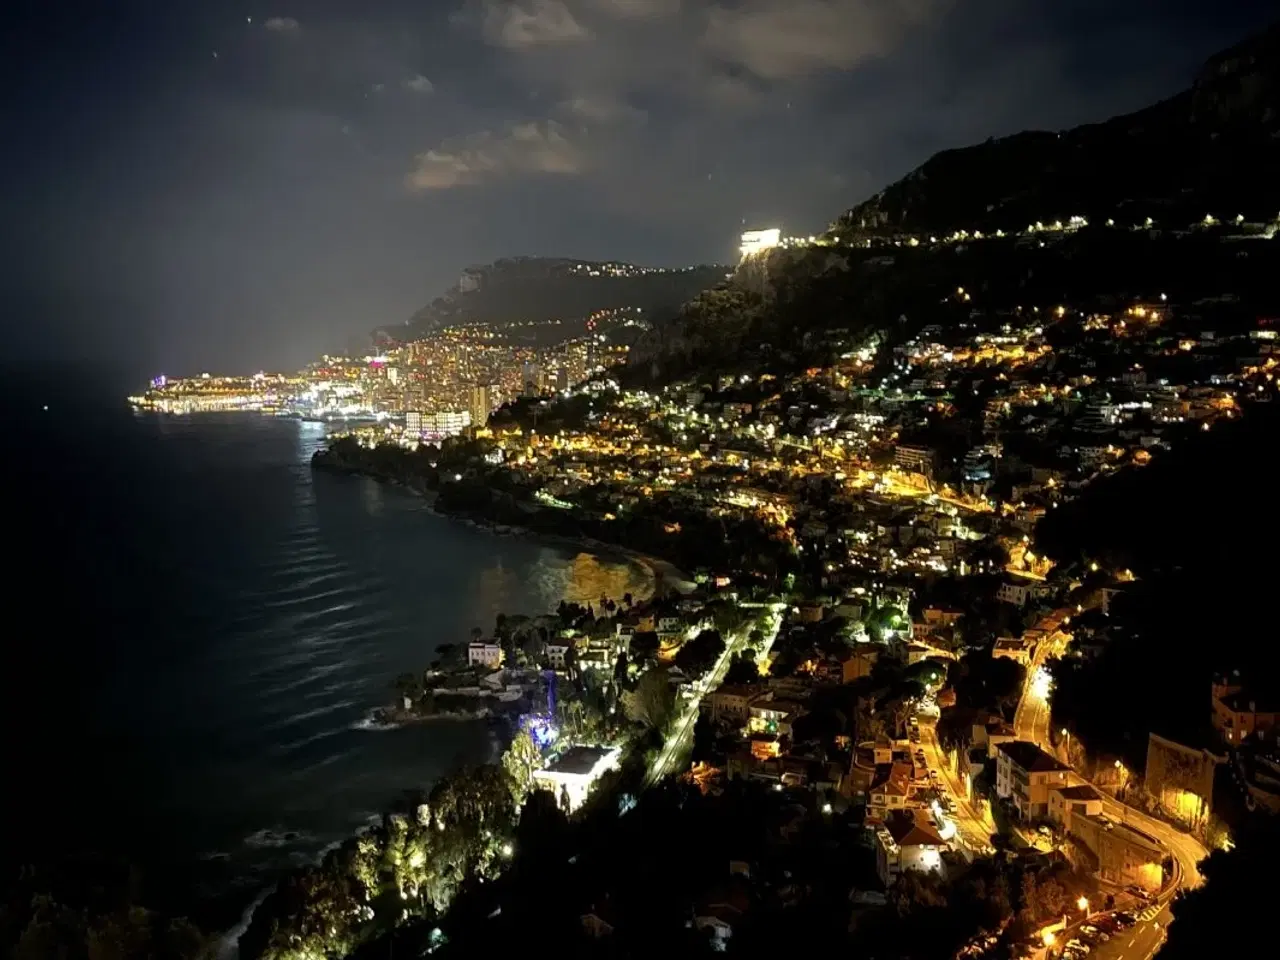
[629,630,660,661]
[723,651,760,685]
[622,669,676,732]
[1160,818,1279,960]
[502,729,542,805]
[675,629,725,679]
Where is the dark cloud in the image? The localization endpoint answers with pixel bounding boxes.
[475,0,590,49]
[0,0,1272,374]
[407,121,584,190]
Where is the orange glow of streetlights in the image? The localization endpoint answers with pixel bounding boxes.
[1077,896,1090,913]
[1042,931,1057,947]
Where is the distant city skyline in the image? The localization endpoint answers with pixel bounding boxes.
[1,1,1272,376]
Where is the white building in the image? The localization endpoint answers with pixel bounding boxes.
[996,580,1033,607]
[532,745,620,812]
[425,410,471,437]
[875,811,948,886]
[405,411,423,436]
[546,639,573,670]
[467,642,503,669]
[739,228,781,259]
[995,740,1070,821]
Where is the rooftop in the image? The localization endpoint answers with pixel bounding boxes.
[545,745,616,777]
[997,740,1070,773]
[885,809,947,847]
[1055,784,1102,801]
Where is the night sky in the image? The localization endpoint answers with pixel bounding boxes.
[1,0,1272,376]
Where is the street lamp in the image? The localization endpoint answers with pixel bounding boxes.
[1077,896,1090,914]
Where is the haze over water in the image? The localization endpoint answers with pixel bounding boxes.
[13,386,651,917]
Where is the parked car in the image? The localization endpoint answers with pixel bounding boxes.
[1112,912,1136,928]
[1090,916,1120,934]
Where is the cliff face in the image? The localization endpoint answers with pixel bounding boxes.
[394,257,729,338]
[627,245,853,378]
[1190,22,1280,127]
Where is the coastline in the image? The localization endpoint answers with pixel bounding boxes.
[312,455,694,596]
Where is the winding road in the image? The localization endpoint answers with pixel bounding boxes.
[1009,609,1207,959]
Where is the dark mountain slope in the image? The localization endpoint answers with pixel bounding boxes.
[834,23,1280,238]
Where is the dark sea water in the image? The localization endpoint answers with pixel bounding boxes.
[10,384,651,926]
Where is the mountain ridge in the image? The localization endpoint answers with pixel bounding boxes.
[832,22,1280,240]
[387,256,730,341]
[626,21,1280,379]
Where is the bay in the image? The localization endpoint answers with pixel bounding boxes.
[11,393,651,921]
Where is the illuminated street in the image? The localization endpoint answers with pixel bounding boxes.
[646,607,784,785]
[1012,618,1208,900]
[917,718,997,853]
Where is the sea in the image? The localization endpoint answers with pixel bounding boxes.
[9,375,653,935]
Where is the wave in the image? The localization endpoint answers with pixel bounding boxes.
[350,708,402,731]
[242,827,314,850]
[261,583,353,608]
[215,887,273,960]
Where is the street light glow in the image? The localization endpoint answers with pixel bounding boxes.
[1077,896,1090,912]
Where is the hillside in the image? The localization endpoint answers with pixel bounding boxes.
[627,22,1280,380]
[833,23,1280,239]
[389,257,729,339]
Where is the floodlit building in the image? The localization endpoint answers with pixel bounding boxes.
[532,745,621,812]
[875,809,948,886]
[739,228,781,259]
[405,411,423,436]
[545,639,573,670]
[467,642,503,669]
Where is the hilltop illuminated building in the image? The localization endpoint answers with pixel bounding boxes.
[740,228,781,259]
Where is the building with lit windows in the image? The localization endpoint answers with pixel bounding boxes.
[469,384,492,430]
[467,642,503,669]
[424,410,471,438]
[995,740,1069,820]
[1212,679,1280,743]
